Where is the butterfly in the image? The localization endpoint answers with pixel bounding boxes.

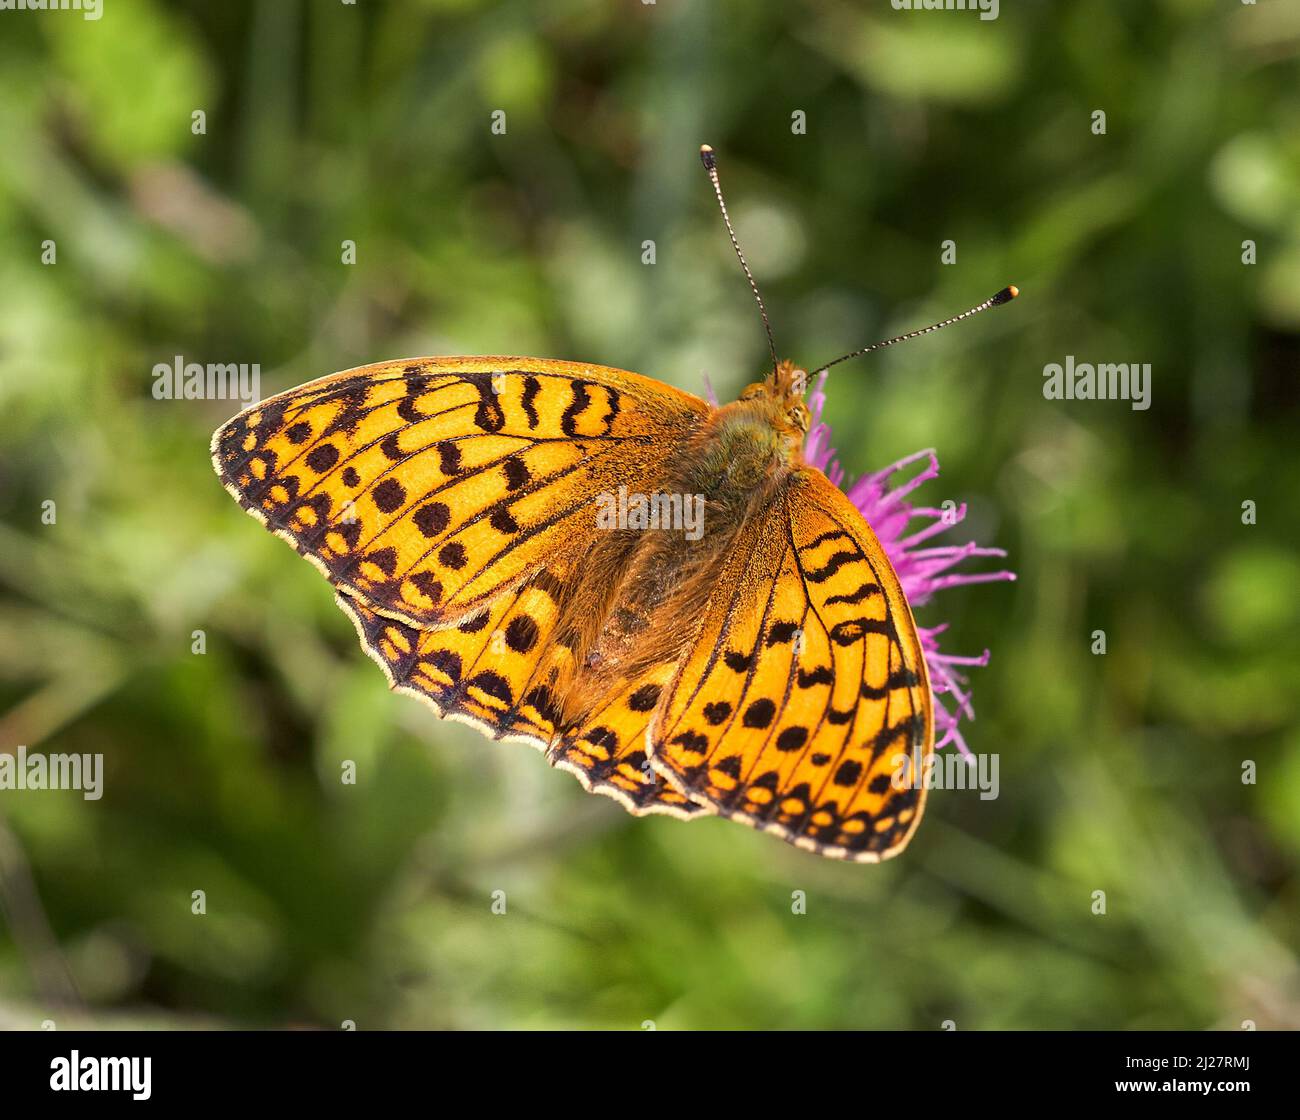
[211,146,1016,862]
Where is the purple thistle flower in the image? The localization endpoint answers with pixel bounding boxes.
[803,371,1015,759]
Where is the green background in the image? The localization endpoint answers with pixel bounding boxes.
[2,0,1298,1030]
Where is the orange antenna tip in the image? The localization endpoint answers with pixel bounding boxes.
[699,144,716,170]
[993,284,1019,304]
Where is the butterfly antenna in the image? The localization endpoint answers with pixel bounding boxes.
[700,144,779,375]
[816,285,1019,372]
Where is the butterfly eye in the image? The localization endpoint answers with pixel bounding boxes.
[787,404,810,432]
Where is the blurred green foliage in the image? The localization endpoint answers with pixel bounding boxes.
[1,0,1298,1030]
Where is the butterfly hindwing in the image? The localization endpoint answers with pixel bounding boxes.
[649,468,934,862]
[212,357,710,628]
[549,662,711,819]
[336,572,568,749]
[338,580,711,819]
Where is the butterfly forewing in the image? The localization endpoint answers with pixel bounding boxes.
[211,356,710,629]
[649,468,934,862]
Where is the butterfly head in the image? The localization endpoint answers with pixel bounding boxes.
[734,358,811,457]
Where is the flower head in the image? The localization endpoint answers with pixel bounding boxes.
[803,371,1015,759]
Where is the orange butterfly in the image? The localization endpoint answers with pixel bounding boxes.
[212,146,1016,861]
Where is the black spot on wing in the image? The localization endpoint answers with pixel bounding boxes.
[833,759,862,787]
[468,671,513,705]
[829,618,893,646]
[860,667,920,700]
[437,441,462,475]
[490,505,519,534]
[775,726,808,752]
[439,542,467,570]
[671,731,709,755]
[714,756,742,779]
[806,549,861,584]
[505,614,539,653]
[702,701,731,725]
[520,376,541,429]
[800,528,852,552]
[797,665,833,688]
[627,683,662,712]
[427,648,462,682]
[560,380,592,437]
[372,478,406,513]
[868,713,927,760]
[723,649,752,672]
[471,375,506,433]
[825,582,882,606]
[458,610,491,633]
[766,620,801,647]
[524,685,561,726]
[320,382,370,437]
[503,456,530,491]
[364,547,398,577]
[409,571,444,603]
[413,502,450,538]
